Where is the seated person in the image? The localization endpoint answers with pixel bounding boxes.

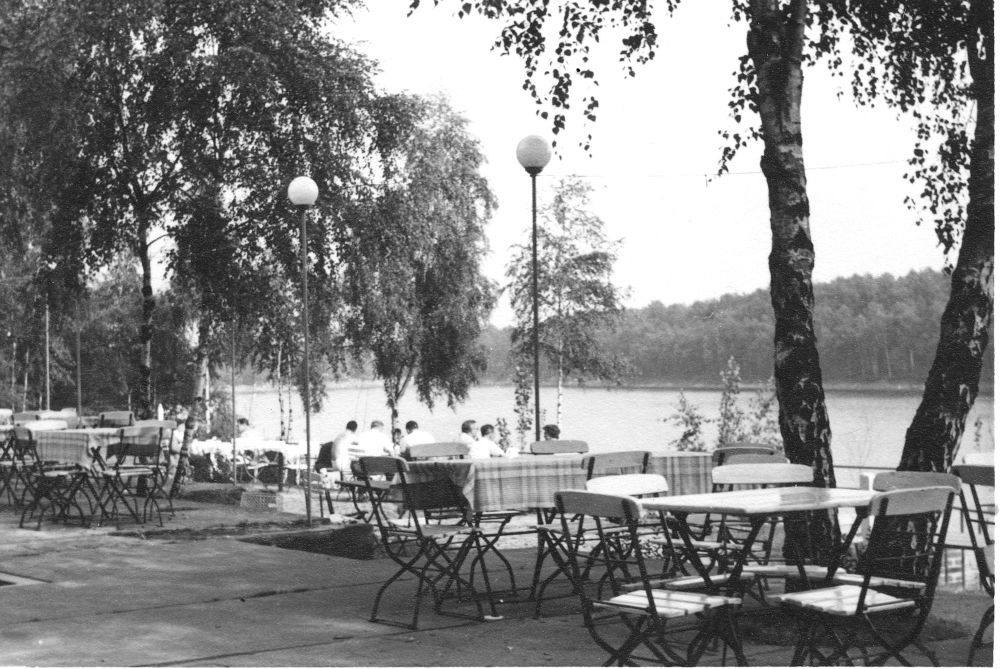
[314,440,335,473]
[459,419,479,445]
[400,420,435,449]
[468,423,506,459]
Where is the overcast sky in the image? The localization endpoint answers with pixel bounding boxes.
[334,1,949,327]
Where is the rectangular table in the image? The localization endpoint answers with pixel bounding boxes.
[643,486,878,591]
[406,452,713,514]
[33,428,122,468]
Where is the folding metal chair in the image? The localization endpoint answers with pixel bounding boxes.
[529,439,589,455]
[12,427,92,529]
[359,456,499,630]
[555,490,746,667]
[96,426,165,528]
[134,419,177,512]
[951,464,994,665]
[771,485,956,666]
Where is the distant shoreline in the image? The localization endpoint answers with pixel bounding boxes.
[234,379,994,397]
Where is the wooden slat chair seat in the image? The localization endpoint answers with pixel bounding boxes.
[554,490,746,667]
[359,456,499,629]
[771,485,957,666]
[529,439,588,455]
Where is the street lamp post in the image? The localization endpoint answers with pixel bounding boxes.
[516,135,552,443]
[288,175,319,525]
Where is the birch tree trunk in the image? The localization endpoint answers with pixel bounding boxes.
[556,340,564,427]
[898,0,994,472]
[137,221,155,419]
[749,0,839,561]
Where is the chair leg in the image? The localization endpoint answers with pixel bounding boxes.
[968,603,994,666]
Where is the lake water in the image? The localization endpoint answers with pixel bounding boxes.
[232,383,994,478]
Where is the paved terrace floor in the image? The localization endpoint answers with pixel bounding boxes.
[0,486,993,667]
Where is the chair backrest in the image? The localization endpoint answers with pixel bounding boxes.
[100,411,134,428]
[359,455,466,536]
[21,419,69,432]
[10,426,42,463]
[952,464,994,488]
[711,444,778,466]
[585,473,668,498]
[584,451,650,479]
[406,441,469,460]
[134,419,178,430]
[116,425,164,460]
[530,439,589,455]
[859,486,955,608]
[724,453,790,465]
[13,412,41,425]
[712,462,813,487]
[358,455,405,478]
[872,471,962,493]
[556,489,643,521]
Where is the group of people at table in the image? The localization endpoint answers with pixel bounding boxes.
[312,417,563,473]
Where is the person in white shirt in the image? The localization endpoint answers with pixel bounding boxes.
[468,423,507,459]
[400,420,435,449]
[330,420,360,472]
[356,420,395,457]
[459,419,478,446]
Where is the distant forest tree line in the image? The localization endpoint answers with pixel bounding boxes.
[479,268,994,387]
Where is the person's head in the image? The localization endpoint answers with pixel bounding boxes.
[543,424,561,440]
[461,419,477,435]
[480,424,495,439]
[405,420,418,433]
[237,417,250,427]
[392,428,402,444]
[346,420,358,432]
[371,420,384,430]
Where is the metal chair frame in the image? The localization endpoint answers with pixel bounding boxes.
[555,490,746,667]
[359,456,499,630]
[951,464,994,665]
[773,485,956,667]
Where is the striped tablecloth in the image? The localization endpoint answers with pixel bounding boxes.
[33,428,122,468]
[406,452,713,514]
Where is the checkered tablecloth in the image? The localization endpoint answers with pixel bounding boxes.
[34,428,121,468]
[406,452,713,513]
[647,453,713,497]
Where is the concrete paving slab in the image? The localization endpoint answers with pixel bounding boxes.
[1,495,993,667]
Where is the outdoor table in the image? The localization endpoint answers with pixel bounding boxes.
[33,428,122,469]
[642,486,877,594]
[405,452,712,515]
